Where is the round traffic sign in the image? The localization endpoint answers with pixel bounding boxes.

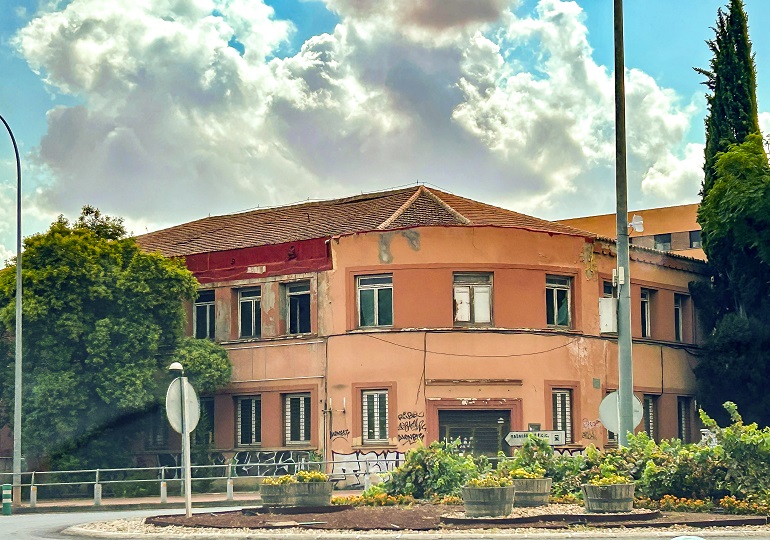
[166,377,200,434]
[598,391,643,434]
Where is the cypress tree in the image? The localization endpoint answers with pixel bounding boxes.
[695,0,760,195]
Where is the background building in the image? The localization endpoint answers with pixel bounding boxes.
[558,204,704,260]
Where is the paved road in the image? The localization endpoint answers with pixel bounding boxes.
[1,507,232,539]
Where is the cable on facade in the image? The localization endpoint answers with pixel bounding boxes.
[366,334,581,358]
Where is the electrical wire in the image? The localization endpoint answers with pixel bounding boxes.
[366,333,581,358]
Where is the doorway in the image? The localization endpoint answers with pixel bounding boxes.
[438,409,510,456]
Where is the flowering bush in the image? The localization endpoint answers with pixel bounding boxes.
[635,495,714,512]
[587,474,631,486]
[465,474,512,488]
[262,475,296,485]
[719,495,770,515]
[262,471,329,485]
[506,467,545,479]
[295,470,330,483]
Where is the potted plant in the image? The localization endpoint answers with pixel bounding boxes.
[462,474,514,517]
[581,471,635,513]
[260,471,333,507]
[507,466,552,507]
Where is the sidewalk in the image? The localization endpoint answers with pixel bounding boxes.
[11,489,364,514]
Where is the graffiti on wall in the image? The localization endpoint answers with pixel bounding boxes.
[330,428,351,441]
[331,449,404,488]
[397,411,426,444]
[581,418,602,441]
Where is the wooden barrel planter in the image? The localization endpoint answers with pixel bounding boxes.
[260,482,334,507]
[581,483,635,513]
[260,483,297,506]
[462,486,514,518]
[294,481,333,506]
[512,478,552,507]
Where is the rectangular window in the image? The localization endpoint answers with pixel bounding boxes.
[357,275,393,327]
[145,406,169,449]
[453,273,492,324]
[239,288,261,338]
[193,397,215,446]
[194,290,215,339]
[546,276,572,328]
[286,281,311,334]
[689,230,702,249]
[285,393,311,444]
[236,396,261,446]
[644,395,657,440]
[674,294,684,342]
[654,233,672,251]
[678,397,693,443]
[552,389,573,444]
[362,390,389,443]
[641,288,652,338]
[603,281,614,298]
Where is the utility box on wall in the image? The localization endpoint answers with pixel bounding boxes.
[599,297,618,333]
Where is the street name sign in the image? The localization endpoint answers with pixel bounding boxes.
[505,430,566,446]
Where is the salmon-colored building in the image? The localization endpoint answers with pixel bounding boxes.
[558,203,704,260]
[135,187,707,478]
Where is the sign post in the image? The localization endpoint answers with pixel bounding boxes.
[166,364,199,518]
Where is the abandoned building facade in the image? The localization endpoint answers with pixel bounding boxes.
[135,186,707,474]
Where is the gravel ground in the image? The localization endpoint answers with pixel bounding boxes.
[67,518,770,539]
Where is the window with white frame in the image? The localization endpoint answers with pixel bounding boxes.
[194,290,215,339]
[145,406,169,449]
[453,273,492,325]
[357,275,393,327]
[546,276,572,328]
[674,294,684,342]
[286,281,311,334]
[285,393,311,444]
[644,395,657,440]
[236,396,261,446]
[362,390,389,443]
[678,396,693,443]
[239,288,261,338]
[552,389,573,444]
[640,288,652,338]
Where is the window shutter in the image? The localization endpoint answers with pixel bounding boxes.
[473,285,491,323]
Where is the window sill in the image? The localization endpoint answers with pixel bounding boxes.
[222,334,320,345]
[352,444,399,450]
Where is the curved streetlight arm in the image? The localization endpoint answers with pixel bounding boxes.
[0,113,23,505]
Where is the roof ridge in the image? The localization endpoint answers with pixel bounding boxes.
[377,186,424,229]
[421,187,472,225]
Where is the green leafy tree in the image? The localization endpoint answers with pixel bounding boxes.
[0,208,231,469]
[693,0,769,427]
[696,0,760,196]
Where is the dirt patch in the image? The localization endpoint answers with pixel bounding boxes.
[146,505,769,532]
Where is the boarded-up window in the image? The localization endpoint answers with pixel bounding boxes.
[285,393,311,444]
[362,390,388,443]
[552,389,573,443]
[236,396,261,446]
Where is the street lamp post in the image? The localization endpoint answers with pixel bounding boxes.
[0,114,22,504]
[613,0,635,446]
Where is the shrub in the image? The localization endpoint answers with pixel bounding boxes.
[262,475,296,485]
[384,440,476,499]
[333,485,415,506]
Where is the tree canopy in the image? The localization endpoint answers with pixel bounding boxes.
[0,207,231,468]
[696,0,760,195]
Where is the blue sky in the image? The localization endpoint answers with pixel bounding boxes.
[1,0,770,260]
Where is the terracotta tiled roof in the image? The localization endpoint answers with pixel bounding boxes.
[136,186,595,257]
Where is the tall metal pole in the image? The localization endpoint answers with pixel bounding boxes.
[0,114,22,504]
[614,0,634,446]
[179,376,192,518]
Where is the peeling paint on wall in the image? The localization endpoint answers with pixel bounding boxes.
[580,242,598,280]
[378,231,421,264]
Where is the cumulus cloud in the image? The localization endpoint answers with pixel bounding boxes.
[11,0,705,238]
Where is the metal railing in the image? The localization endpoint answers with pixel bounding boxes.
[0,457,404,508]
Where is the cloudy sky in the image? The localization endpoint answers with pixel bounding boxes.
[2,0,770,261]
